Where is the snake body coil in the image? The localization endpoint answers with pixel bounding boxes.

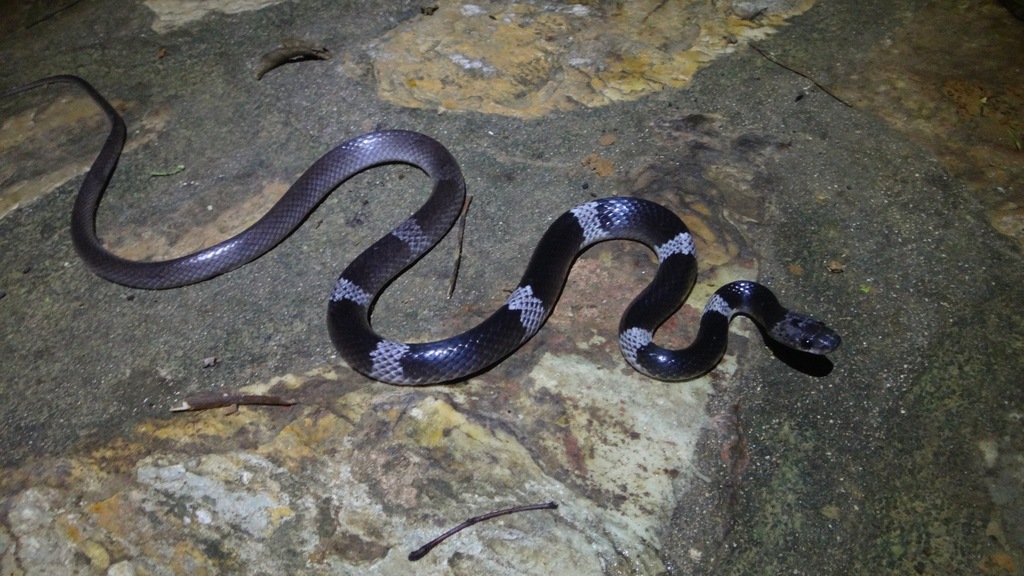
[2,76,841,384]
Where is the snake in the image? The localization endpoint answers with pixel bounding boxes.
[2,75,841,385]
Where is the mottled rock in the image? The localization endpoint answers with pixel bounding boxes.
[0,356,743,573]
[370,0,815,118]
[143,0,288,33]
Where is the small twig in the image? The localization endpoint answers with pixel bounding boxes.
[170,391,296,413]
[26,0,88,29]
[711,401,748,542]
[641,0,671,23]
[748,43,853,108]
[446,194,473,299]
[409,501,558,561]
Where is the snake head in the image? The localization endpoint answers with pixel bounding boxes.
[769,312,842,355]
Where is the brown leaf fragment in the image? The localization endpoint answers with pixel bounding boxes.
[256,43,332,80]
[581,153,614,177]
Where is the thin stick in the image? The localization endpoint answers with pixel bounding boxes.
[748,43,854,108]
[170,392,296,412]
[446,194,474,299]
[641,0,671,23]
[408,501,558,561]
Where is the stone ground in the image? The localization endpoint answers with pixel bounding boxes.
[0,0,1021,574]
